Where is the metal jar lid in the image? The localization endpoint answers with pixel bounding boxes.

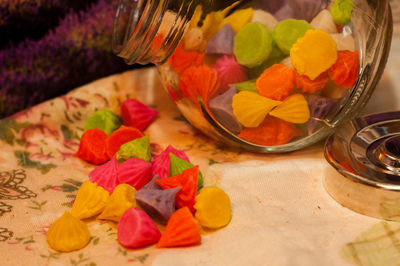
[324,111,400,221]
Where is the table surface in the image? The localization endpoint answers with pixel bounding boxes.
[2,21,400,266]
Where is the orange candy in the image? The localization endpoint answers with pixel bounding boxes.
[155,166,199,213]
[74,128,109,165]
[156,207,201,248]
[256,64,295,101]
[169,42,204,75]
[329,50,359,89]
[149,34,164,55]
[105,125,144,158]
[295,71,330,94]
[178,65,220,107]
[238,116,302,146]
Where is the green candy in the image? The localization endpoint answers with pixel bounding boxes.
[116,135,151,162]
[169,153,203,190]
[235,79,257,93]
[248,42,286,79]
[331,0,354,25]
[233,22,273,68]
[84,110,121,136]
[272,19,313,55]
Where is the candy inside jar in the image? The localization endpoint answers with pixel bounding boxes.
[157,0,360,147]
[113,0,391,152]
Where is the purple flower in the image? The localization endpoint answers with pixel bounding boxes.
[0,0,133,117]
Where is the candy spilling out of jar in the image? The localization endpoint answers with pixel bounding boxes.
[46,100,232,252]
[163,0,359,146]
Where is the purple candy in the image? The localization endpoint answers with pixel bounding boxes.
[205,23,235,55]
[274,0,330,22]
[255,0,286,13]
[141,175,162,190]
[135,187,181,224]
[274,4,295,21]
[209,86,243,135]
[306,94,337,135]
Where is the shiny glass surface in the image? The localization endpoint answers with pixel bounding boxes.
[113,0,392,152]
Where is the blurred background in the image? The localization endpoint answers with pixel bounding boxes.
[0,0,141,118]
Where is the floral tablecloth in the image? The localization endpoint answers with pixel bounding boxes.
[2,33,400,266]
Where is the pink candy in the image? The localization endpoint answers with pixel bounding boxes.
[214,55,248,93]
[89,156,152,192]
[89,156,119,193]
[118,158,152,190]
[117,208,161,248]
[121,99,158,131]
[151,145,190,179]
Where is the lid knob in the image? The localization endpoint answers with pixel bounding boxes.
[375,135,400,172]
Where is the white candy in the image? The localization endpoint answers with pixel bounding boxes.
[330,33,355,51]
[280,57,293,68]
[251,9,278,31]
[311,9,337,34]
[183,27,204,51]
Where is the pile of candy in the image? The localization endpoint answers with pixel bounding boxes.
[164,0,359,145]
[46,99,232,252]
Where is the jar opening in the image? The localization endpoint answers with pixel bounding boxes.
[113,0,198,65]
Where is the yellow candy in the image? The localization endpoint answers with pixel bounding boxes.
[46,211,90,252]
[269,94,310,124]
[290,29,337,80]
[194,187,231,229]
[232,91,282,127]
[97,184,137,222]
[71,181,109,220]
[189,5,203,29]
[222,8,254,32]
[201,2,239,41]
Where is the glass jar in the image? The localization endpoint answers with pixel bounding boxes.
[113,0,392,153]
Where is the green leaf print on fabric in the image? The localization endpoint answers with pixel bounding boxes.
[70,253,96,266]
[0,119,31,145]
[60,179,82,193]
[28,200,48,212]
[60,125,80,140]
[135,254,149,264]
[40,251,61,263]
[341,221,400,266]
[14,151,56,174]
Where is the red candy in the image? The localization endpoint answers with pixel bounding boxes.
[329,50,359,89]
[74,128,109,165]
[117,208,161,248]
[155,166,199,212]
[156,207,201,248]
[105,125,144,158]
[120,99,158,131]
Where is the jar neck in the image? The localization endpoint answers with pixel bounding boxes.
[113,0,198,65]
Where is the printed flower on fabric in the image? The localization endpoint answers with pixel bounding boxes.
[18,123,79,165]
[58,94,108,134]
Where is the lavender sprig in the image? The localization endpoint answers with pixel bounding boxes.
[0,0,133,117]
